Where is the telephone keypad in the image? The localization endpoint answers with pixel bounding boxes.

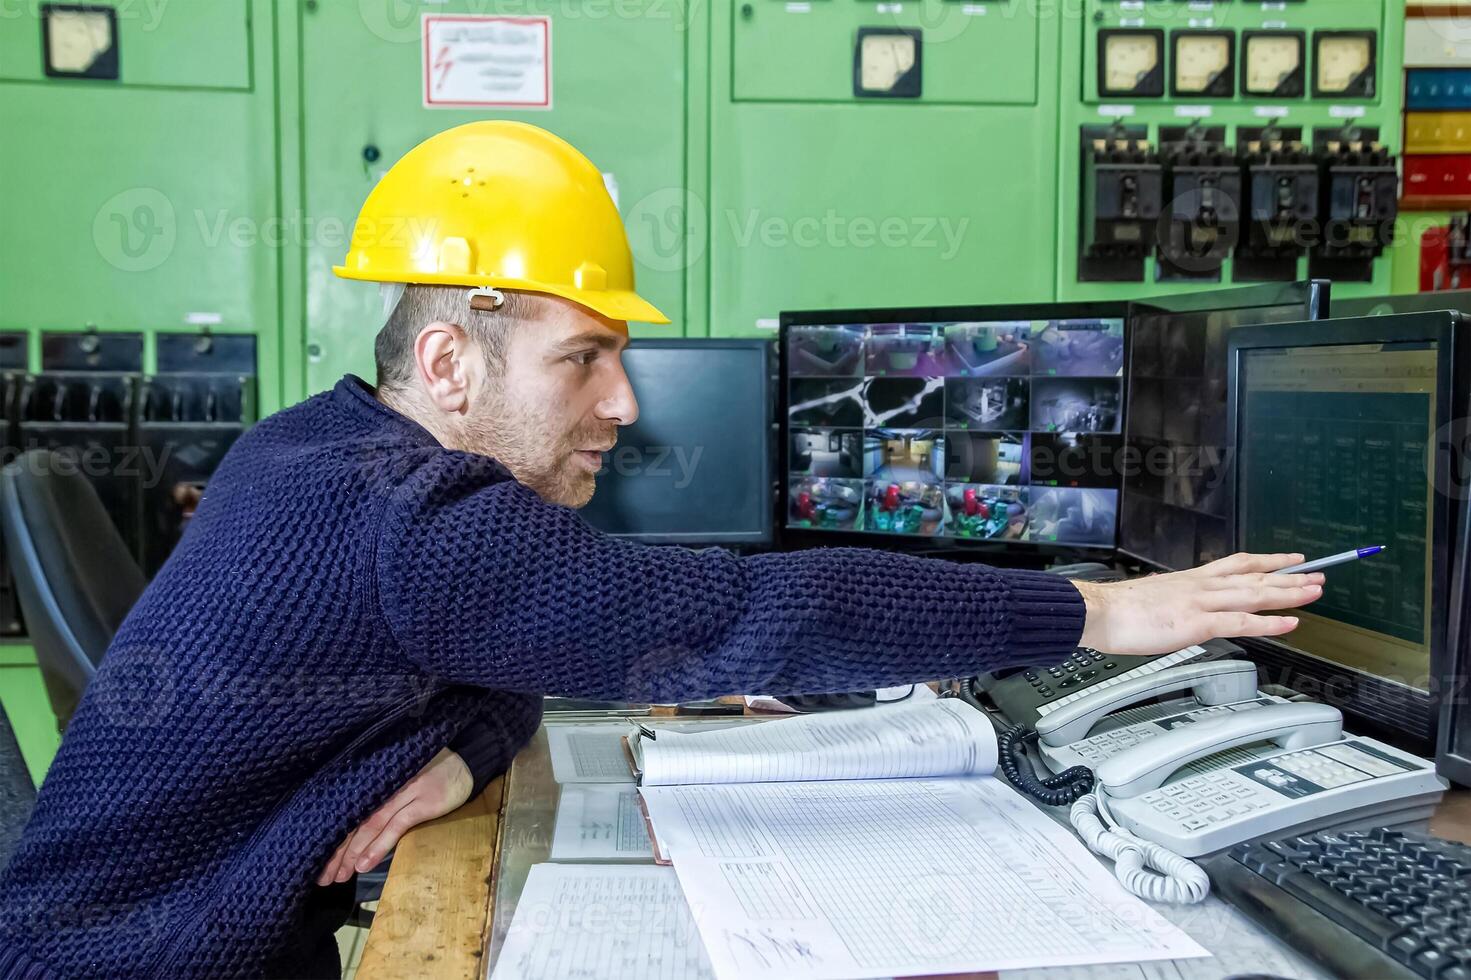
[1036,645,1205,710]
[1135,772,1279,830]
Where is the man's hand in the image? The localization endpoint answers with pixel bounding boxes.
[316,748,473,886]
[1073,552,1325,656]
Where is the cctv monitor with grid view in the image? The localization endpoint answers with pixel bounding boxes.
[782,308,1126,549]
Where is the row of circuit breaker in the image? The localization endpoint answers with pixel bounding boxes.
[1402,68,1471,206]
[0,331,257,636]
[1080,123,1396,283]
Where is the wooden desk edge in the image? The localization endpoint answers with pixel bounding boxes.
[356,775,509,980]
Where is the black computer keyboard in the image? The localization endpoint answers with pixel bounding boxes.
[1205,827,1471,980]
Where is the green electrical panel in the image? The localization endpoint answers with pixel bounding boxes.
[705,0,1063,337]
[0,0,286,409]
[1058,0,1405,300]
[296,0,693,389]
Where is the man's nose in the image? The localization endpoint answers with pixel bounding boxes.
[597,364,639,426]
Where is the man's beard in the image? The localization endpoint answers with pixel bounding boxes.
[459,390,614,508]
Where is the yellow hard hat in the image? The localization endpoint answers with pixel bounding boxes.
[334,121,669,325]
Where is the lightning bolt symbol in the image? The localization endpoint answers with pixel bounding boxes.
[433,45,453,91]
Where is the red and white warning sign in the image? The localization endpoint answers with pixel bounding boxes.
[423,14,552,109]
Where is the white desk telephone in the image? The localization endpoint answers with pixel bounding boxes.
[1011,655,1448,903]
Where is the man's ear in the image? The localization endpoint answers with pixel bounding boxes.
[413,320,474,414]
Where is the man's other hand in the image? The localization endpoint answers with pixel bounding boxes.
[316,747,473,886]
[1073,552,1325,656]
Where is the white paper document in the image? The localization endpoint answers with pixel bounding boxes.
[489,864,715,980]
[1001,894,1326,980]
[640,776,1210,980]
[546,724,635,784]
[550,785,655,860]
[633,698,997,786]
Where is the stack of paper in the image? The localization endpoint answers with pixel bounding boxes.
[497,702,1214,980]
[641,776,1209,979]
[491,864,714,980]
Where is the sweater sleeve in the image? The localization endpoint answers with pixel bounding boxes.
[374,456,1086,702]
[447,690,543,799]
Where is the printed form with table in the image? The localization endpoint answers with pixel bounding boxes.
[485,663,1451,980]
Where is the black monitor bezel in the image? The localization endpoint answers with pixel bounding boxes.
[1129,280,1331,320]
[1441,467,1471,786]
[778,301,1131,557]
[1118,280,1330,571]
[590,337,776,548]
[1223,312,1467,747]
[1330,289,1471,319]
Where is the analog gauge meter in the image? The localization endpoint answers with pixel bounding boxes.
[1242,31,1305,98]
[1172,31,1234,98]
[854,28,921,98]
[1314,32,1375,98]
[1099,30,1165,98]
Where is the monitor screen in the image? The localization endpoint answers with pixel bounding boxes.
[578,339,773,547]
[1121,281,1327,570]
[1236,341,1438,690]
[783,314,1125,547]
[1224,311,1464,746]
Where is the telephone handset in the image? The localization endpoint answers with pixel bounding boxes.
[1034,659,1282,779]
[972,637,1242,731]
[1094,702,1343,798]
[1036,660,1260,748]
[996,657,1269,808]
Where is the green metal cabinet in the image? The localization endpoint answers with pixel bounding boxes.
[0,0,288,411]
[705,0,1063,336]
[0,646,59,786]
[296,0,694,390]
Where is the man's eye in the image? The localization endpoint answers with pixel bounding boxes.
[568,350,599,366]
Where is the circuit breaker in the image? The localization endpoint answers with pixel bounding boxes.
[1310,128,1399,281]
[1238,128,1320,282]
[1080,125,1163,282]
[1157,127,1241,281]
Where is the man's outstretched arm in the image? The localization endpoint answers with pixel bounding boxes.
[375,458,1323,699]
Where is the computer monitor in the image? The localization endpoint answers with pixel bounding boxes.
[780,303,1128,552]
[1224,311,1469,748]
[578,339,774,548]
[1443,494,1471,786]
[1331,289,1471,319]
[1120,281,1330,571]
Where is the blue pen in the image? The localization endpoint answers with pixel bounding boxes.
[1271,545,1386,576]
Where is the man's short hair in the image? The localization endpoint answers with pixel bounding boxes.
[374,284,531,393]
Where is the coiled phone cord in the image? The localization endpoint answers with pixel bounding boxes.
[1069,792,1211,904]
[996,726,1094,807]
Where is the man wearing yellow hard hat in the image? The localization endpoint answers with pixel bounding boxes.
[0,122,1324,977]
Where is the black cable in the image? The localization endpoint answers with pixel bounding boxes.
[996,725,1094,807]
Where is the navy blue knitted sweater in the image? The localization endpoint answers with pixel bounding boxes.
[0,376,1084,978]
